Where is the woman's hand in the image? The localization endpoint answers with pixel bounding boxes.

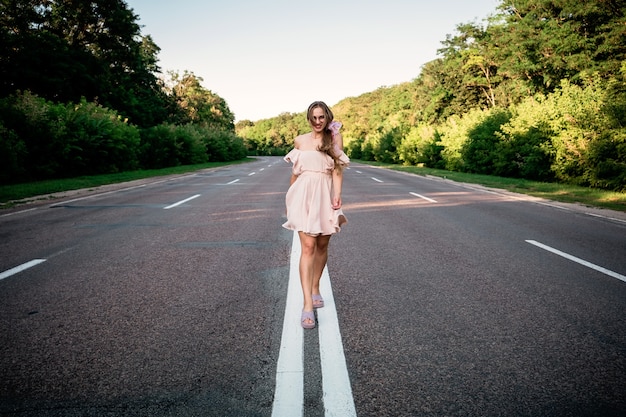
[332,195,342,210]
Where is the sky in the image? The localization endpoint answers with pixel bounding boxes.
[125,0,500,122]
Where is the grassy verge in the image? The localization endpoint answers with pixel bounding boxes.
[0,159,253,208]
[361,161,626,212]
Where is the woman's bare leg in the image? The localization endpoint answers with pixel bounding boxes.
[312,235,331,296]
[298,232,317,316]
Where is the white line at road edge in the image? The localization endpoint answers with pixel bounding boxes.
[272,232,357,417]
[0,259,46,281]
[47,184,148,209]
[163,194,200,209]
[526,240,626,283]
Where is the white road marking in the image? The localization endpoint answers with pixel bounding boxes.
[0,259,46,281]
[49,184,147,208]
[0,208,38,218]
[526,240,626,283]
[371,177,383,183]
[163,194,200,209]
[317,268,358,416]
[272,232,304,417]
[272,232,356,416]
[586,212,626,224]
[410,192,437,203]
[248,172,256,176]
[227,179,240,185]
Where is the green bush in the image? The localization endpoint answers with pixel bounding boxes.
[139,124,247,169]
[0,91,66,180]
[0,121,28,183]
[585,130,626,191]
[0,92,141,182]
[139,124,208,169]
[461,109,511,175]
[60,99,140,175]
[345,137,364,160]
[397,124,436,166]
[139,124,182,169]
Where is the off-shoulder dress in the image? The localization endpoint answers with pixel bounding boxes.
[282,129,349,235]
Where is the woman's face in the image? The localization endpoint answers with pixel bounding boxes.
[309,107,326,133]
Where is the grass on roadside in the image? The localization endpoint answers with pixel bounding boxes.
[362,161,626,212]
[0,159,253,208]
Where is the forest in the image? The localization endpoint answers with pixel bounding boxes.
[0,0,247,184]
[237,0,626,191]
[1,0,625,192]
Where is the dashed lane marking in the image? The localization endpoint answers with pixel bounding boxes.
[526,240,626,283]
[0,259,46,281]
[163,194,200,209]
[410,192,437,203]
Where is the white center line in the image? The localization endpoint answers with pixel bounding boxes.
[163,194,200,209]
[272,232,304,417]
[272,232,356,416]
[317,267,358,416]
[227,179,240,185]
[526,240,626,283]
[0,259,46,281]
[371,177,383,183]
[410,192,437,203]
[248,172,256,176]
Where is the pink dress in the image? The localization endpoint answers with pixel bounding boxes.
[282,134,349,236]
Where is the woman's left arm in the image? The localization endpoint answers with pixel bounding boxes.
[332,167,343,209]
[333,131,344,151]
[331,130,344,209]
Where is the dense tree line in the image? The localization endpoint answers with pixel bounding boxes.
[237,0,626,191]
[0,0,245,185]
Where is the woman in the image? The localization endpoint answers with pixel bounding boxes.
[283,101,349,329]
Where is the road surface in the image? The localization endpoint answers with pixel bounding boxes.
[1,157,625,416]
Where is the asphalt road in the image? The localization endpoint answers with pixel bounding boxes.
[1,157,625,417]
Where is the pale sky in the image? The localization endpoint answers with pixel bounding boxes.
[125,0,500,122]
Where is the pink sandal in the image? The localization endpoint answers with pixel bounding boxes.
[301,310,315,329]
[312,294,324,309]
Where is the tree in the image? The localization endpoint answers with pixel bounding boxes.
[0,0,171,127]
[495,0,626,91]
[166,71,235,132]
[438,22,502,109]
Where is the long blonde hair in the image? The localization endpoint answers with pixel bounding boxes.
[307,101,343,170]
